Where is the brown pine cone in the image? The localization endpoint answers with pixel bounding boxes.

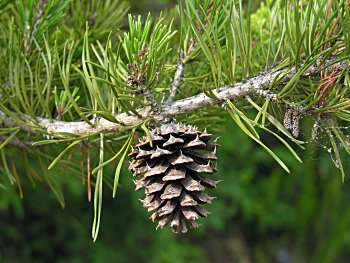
[128,123,219,233]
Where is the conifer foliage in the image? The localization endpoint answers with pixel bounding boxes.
[0,0,350,239]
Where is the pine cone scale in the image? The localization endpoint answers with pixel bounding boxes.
[163,167,186,181]
[160,183,182,199]
[144,180,166,195]
[179,192,198,206]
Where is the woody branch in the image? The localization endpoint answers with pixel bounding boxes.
[0,56,343,138]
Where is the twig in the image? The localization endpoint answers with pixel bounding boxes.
[166,50,186,105]
[24,0,48,55]
[0,56,342,138]
[166,0,214,106]
[141,87,161,114]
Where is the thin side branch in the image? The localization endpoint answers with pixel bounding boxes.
[142,87,161,114]
[166,50,186,105]
[24,0,48,55]
[166,0,214,105]
[166,38,199,106]
[0,57,342,138]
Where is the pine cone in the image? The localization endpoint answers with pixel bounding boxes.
[128,123,219,233]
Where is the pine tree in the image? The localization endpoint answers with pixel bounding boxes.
[0,0,349,240]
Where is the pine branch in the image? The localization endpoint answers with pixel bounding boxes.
[0,56,342,138]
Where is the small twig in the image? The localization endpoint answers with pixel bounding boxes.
[165,38,198,106]
[166,50,186,106]
[141,87,161,114]
[166,0,214,106]
[24,0,48,55]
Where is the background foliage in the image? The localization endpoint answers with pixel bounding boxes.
[1,0,350,262]
[1,119,350,263]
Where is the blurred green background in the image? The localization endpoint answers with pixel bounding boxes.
[2,115,350,263]
[1,1,350,263]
